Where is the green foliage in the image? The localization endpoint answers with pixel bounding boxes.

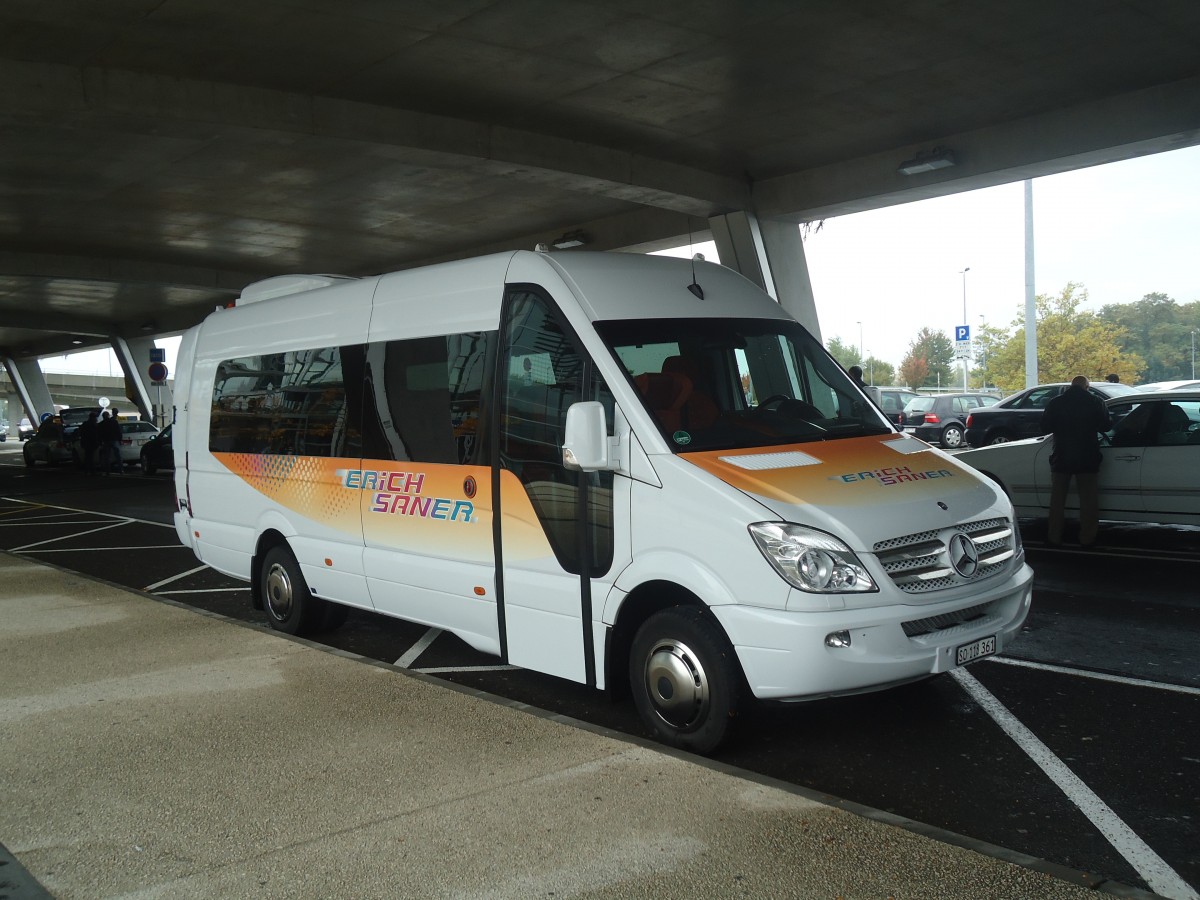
[825,336,861,369]
[984,283,1144,392]
[862,355,896,387]
[1099,293,1200,382]
[900,327,955,388]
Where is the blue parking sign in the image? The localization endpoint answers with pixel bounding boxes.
[955,325,970,341]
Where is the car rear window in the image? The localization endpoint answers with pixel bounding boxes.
[904,397,935,413]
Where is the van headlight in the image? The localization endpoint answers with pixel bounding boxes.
[749,522,877,593]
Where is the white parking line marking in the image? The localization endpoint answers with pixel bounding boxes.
[988,656,1200,696]
[0,497,175,529]
[0,518,112,527]
[158,587,251,595]
[394,627,443,669]
[952,668,1198,900]
[144,564,211,592]
[412,665,519,674]
[12,521,128,551]
[22,545,182,553]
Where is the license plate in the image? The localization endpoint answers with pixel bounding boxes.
[956,635,996,666]
[904,427,917,433]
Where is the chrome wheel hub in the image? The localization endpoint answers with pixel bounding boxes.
[264,562,293,620]
[644,638,709,730]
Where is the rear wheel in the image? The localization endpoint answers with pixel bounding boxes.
[940,424,964,448]
[260,545,324,636]
[987,431,1013,445]
[629,607,741,754]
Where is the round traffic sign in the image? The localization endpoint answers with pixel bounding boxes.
[148,362,169,382]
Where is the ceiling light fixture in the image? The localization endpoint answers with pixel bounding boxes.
[897,147,956,175]
[551,230,589,249]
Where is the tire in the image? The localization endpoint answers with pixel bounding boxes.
[940,424,964,449]
[987,431,1012,445]
[629,607,741,754]
[140,451,156,475]
[23,447,35,467]
[259,545,324,636]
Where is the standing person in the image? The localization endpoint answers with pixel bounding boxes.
[99,409,124,475]
[78,411,100,475]
[1041,376,1111,546]
[847,365,881,406]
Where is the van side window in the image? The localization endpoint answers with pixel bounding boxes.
[210,347,353,457]
[361,332,493,465]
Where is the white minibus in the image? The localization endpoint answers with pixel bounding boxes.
[172,249,1032,752]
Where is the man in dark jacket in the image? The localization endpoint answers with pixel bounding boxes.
[1041,376,1111,546]
[78,411,100,475]
[98,409,124,475]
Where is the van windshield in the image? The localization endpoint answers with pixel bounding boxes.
[596,317,891,452]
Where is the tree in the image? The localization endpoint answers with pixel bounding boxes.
[898,354,928,389]
[1099,293,1199,382]
[901,327,954,388]
[862,355,896,387]
[825,336,861,370]
[985,283,1143,391]
[970,322,1010,389]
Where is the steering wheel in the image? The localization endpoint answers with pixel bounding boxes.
[754,394,791,411]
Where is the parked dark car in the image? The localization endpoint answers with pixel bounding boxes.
[964,381,1137,447]
[898,393,998,448]
[139,423,174,474]
[23,417,73,466]
[875,388,920,426]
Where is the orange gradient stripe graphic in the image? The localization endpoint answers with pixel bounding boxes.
[681,436,975,506]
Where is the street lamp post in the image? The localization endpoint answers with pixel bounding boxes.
[1192,329,1196,380]
[856,321,863,363]
[960,267,970,391]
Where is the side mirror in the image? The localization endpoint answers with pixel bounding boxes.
[562,401,612,471]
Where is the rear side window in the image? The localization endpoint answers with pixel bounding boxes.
[361,332,493,465]
[210,347,355,457]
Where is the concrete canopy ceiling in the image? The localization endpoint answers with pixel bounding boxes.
[2,0,1199,358]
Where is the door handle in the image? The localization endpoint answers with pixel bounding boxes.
[1113,454,1141,461]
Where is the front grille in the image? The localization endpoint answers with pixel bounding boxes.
[902,601,993,637]
[873,517,1015,594]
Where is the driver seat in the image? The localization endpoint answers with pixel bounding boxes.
[660,355,719,428]
[634,372,693,432]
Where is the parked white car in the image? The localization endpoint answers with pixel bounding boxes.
[1135,379,1200,392]
[118,420,160,463]
[956,390,1200,526]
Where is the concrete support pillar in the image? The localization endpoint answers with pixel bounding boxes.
[110,336,156,422]
[3,355,56,425]
[708,212,822,341]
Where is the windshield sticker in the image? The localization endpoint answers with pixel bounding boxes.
[672,430,692,446]
[340,467,475,522]
[829,465,954,487]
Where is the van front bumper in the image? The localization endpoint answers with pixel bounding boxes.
[711,563,1034,700]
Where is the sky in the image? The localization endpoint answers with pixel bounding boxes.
[658,143,1200,371]
[44,144,1200,378]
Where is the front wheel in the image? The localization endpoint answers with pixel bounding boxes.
[940,424,964,449]
[260,545,324,636]
[629,607,741,754]
[140,451,156,475]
